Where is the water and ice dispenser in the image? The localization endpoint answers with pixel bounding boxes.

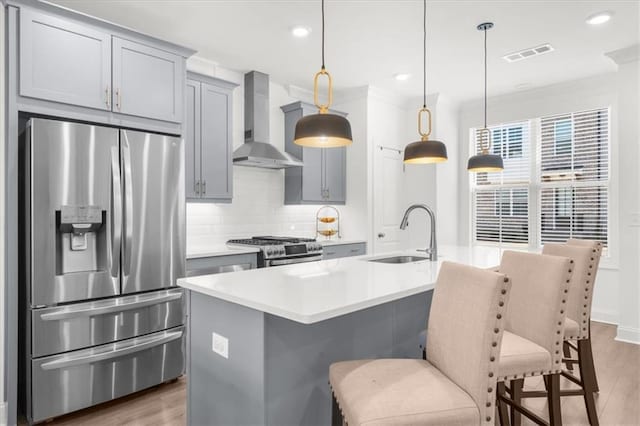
[56,205,106,274]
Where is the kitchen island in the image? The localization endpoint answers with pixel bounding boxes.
[178,245,503,425]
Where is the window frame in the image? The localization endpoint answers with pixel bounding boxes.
[470,107,611,254]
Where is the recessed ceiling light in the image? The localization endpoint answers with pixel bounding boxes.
[394,73,411,81]
[291,26,311,38]
[586,11,613,25]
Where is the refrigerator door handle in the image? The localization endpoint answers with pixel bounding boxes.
[39,290,183,321]
[122,133,134,277]
[39,329,183,371]
[110,146,122,279]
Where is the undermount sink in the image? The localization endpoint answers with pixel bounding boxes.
[368,255,430,264]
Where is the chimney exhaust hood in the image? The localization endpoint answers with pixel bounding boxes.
[233,71,303,169]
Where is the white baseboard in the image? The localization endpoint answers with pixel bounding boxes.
[0,401,7,426]
[590,309,619,325]
[615,326,640,345]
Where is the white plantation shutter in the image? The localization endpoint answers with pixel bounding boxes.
[539,108,609,246]
[471,121,531,245]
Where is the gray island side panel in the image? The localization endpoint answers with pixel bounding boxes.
[188,290,432,426]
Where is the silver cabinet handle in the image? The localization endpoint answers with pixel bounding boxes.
[105,86,111,108]
[350,248,361,253]
[121,133,134,276]
[378,233,386,238]
[115,88,121,110]
[40,329,183,370]
[202,180,206,195]
[195,180,200,195]
[110,146,122,279]
[39,290,183,321]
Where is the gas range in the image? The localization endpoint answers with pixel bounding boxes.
[227,236,324,267]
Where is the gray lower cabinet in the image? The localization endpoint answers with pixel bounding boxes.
[112,37,184,123]
[18,7,188,124]
[19,8,111,111]
[281,101,347,205]
[186,253,258,276]
[323,242,367,260]
[186,73,238,202]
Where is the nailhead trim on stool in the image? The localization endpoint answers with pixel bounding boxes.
[485,276,510,423]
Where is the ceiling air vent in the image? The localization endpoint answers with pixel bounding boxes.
[503,43,554,63]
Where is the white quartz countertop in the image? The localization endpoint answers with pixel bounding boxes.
[319,239,367,247]
[186,244,260,259]
[178,245,504,324]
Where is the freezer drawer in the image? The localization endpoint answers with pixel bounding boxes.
[32,289,184,357]
[31,327,185,423]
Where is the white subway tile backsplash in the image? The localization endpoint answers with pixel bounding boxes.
[186,167,329,247]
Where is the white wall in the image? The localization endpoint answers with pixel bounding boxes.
[185,58,370,251]
[456,72,635,335]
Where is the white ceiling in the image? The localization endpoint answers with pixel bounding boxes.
[51,0,640,103]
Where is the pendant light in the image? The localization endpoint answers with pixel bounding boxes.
[294,0,352,148]
[403,0,448,164]
[467,22,504,172]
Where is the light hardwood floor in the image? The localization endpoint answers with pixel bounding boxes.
[28,322,639,426]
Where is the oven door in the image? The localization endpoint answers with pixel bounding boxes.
[265,254,323,267]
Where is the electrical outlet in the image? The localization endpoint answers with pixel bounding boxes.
[212,332,229,359]
[630,213,640,227]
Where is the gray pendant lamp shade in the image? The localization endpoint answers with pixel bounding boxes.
[294,0,352,148]
[403,0,447,164]
[294,112,352,148]
[468,22,504,173]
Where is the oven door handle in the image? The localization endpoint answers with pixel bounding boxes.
[267,255,324,267]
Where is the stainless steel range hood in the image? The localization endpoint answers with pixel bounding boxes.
[233,71,303,169]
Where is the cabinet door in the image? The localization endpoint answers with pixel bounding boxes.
[20,9,111,110]
[301,147,324,202]
[112,37,184,123]
[200,83,232,200]
[185,80,201,199]
[324,147,346,203]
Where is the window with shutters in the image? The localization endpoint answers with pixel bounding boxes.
[470,107,610,251]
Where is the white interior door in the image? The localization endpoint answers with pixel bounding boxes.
[372,146,406,254]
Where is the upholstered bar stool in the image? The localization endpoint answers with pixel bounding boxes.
[494,251,573,426]
[329,262,511,425]
[566,239,603,392]
[512,241,602,426]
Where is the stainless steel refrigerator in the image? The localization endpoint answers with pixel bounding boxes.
[19,118,186,424]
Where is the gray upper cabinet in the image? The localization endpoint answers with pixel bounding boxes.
[19,9,111,111]
[282,101,347,205]
[186,73,238,202]
[112,37,184,123]
[185,80,201,199]
[18,7,191,127]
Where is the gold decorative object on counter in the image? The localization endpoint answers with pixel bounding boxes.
[316,206,341,240]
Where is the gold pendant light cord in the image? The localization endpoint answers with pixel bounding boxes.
[321,0,325,70]
[417,0,432,141]
[480,24,492,154]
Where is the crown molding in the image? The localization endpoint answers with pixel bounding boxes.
[605,44,640,65]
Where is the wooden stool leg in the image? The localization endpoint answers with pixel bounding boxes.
[545,374,562,426]
[497,382,511,426]
[584,337,599,392]
[578,340,599,426]
[563,341,573,371]
[331,392,343,426]
[510,378,524,426]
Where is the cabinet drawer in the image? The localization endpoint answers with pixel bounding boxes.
[186,253,258,276]
[31,327,185,423]
[20,8,111,110]
[32,289,184,357]
[323,243,366,260]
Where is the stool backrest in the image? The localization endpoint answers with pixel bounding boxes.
[427,261,511,425]
[499,251,573,372]
[545,242,599,339]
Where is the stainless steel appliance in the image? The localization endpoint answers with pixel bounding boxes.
[227,236,323,267]
[19,118,186,424]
